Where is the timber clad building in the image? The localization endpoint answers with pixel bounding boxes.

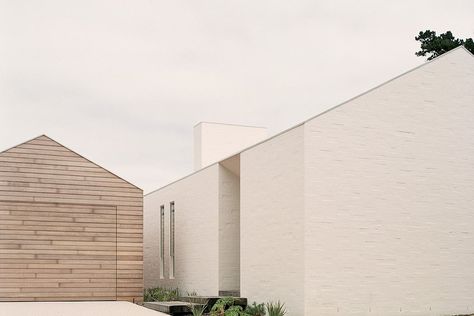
[0,135,143,302]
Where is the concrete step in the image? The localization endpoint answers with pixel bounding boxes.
[143,301,203,315]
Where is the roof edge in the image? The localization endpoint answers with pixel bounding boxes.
[0,134,48,155]
[193,121,267,129]
[302,45,473,125]
[145,162,221,196]
[1,134,143,192]
[459,44,474,57]
[147,45,473,196]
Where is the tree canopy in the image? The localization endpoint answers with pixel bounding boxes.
[415,30,474,60]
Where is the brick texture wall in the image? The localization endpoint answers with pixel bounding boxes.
[144,165,220,295]
[304,47,474,315]
[241,126,305,315]
[218,165,240,293]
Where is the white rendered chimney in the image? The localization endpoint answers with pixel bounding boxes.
[193,122,267,171]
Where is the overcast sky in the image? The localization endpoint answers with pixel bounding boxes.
[1,1,473,193]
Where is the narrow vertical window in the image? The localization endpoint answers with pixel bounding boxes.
[159,205,165,279]
[169,201,175,279]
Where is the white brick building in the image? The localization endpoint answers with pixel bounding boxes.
[144,47,474,315]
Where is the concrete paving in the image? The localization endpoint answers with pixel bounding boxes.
[0,301,167,316]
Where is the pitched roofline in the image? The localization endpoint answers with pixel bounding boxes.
[193,121,267,129]
[0,134,50,155]
[301,45,473,125]
[0,134,142,192]
[459,44,474,57]
[146,45,473,196]
[145,161,220,195]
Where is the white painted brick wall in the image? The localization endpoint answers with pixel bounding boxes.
[144,163,242,296]
[194,122,267,170]
[241,125,305,315]
[145,48,474,315]
[144,165,220,295]
[218,165,241,292]
[304,48,474,316]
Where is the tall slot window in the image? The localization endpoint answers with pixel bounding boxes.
[159,205,165,279]
[169,201,175,279]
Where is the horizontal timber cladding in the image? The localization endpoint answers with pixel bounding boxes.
[0,135,143,302]
[0,201,117,301]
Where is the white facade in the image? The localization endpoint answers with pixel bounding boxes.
[240,125,305,315]
[144,47,474,315]
[302,46,474,315]
[144,160,241,295]
[193,122,267,170]
[218,162,240,293]
[144,165,220,293]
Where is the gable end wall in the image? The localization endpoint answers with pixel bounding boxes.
[304,48,474,315]
[0,136,143,302]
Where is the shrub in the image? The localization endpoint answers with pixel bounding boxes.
[265,301,286,316]
[211,297,235,316]
[210,297,249,316]
[245,302,266,316]
[225,305,248,316]
[143,287,180,302]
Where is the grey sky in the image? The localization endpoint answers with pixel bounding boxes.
[1,0,473,193]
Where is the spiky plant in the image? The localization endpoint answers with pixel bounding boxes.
[265,301,286,316]
[245,302,266,316]
[187,290,199,296]
[189,303,206,316]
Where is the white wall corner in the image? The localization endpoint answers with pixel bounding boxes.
[193,122,267,171]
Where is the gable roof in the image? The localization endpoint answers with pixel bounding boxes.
[146,46,474,196]
[222,45,474,157]
[302,45,474,125]
[0,134,142,191]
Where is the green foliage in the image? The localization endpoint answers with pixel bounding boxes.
[189,303,207,316]
[245,302,266,316]
[265,301,286,316]
[225,305,249,316]
[143,287,180,302]
[210,297,249,316]
[464,38,474,53]
[211,297,235,315]
[415,30,474,60]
